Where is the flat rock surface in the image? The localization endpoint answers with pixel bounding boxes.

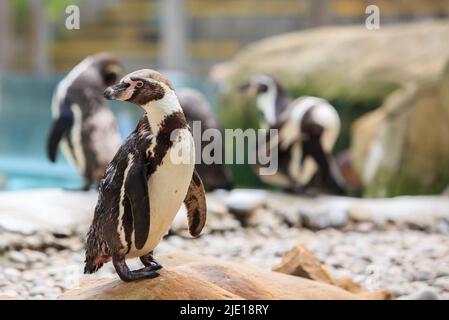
[59,252,357,300]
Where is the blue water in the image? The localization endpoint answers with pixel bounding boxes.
[0,72,217,191]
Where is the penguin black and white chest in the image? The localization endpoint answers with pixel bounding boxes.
[178,88,233,191]
[47,53,122,190]
[240,75,346,194]
[84,69,207,282]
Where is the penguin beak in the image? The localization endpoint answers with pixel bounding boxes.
[239,82,250,92]
[104,82,131,100]
[238,82,257,96]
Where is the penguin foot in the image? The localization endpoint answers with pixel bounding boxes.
[143,264,162,273]
[113,255,160,282]
[140,252,163,271]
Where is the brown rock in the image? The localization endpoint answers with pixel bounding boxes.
[358,290,393,300]
[273,245,391,300]
[59,272,241,300]
[352,63,449,196]
[273,244,335,285]
[60,252,357,300]
[215,20,449,98]
[335,277,393,300]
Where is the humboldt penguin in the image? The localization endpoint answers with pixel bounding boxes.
[84,69,207,281]
[240,75,346,194]
[178,88,233,191]
[47,53,123,190]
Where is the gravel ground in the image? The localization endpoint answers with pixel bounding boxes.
[1,192,448,300]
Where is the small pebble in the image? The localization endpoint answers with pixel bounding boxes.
[7,251,28,264]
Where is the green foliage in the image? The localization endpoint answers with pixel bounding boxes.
[219,93,272,188]
[12,0,80,28]
[12,0,28,30]
[45,0,80,21]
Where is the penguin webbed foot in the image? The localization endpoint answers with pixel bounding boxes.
[113,255,160,282]
[140,252,163,271]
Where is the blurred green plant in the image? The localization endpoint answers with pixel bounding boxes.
[12,0,28,31]
[45,0,80,21]
[13,0,80,29]
[219,93,269,189]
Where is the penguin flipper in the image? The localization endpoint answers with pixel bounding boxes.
[184,169,207,237]
[47,107,74,162]
[125,162,150,250]
[306,135,346,195]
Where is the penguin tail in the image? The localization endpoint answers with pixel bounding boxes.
[84,226,108,274]
[84,248,108,274]
[84,258,104,274]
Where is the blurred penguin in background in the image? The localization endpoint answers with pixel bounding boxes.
[240,75,346,195]
[47,53,123,190]
[178,88,233,191]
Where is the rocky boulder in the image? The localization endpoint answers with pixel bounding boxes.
[0,189,97,235]
[213,20,449,101]
[59,252,359,300]
[352,62,449,197]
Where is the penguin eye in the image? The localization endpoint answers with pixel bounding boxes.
[135,81,144,88]
[103,72,118,87]
[257,84,268,93]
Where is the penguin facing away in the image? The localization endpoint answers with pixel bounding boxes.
[240,75,346,194]
[84,69,207,282]
[47,53,123,190]
[178,88,233,191]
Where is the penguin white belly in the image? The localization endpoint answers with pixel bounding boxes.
[86,108,121,165]
[85,108,121,179]
[130,129,195,257]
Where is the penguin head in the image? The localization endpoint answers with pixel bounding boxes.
[104,69,175,106]
[239,75,284,125]
[239,75,275,97]
[91,52,124,88]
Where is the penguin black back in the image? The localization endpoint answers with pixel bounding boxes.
[47,52,123,190]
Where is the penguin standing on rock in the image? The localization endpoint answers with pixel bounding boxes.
[240,75,346,194]
[178,88,233,191]
[84,69,207,281]
[47,53,123,190]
